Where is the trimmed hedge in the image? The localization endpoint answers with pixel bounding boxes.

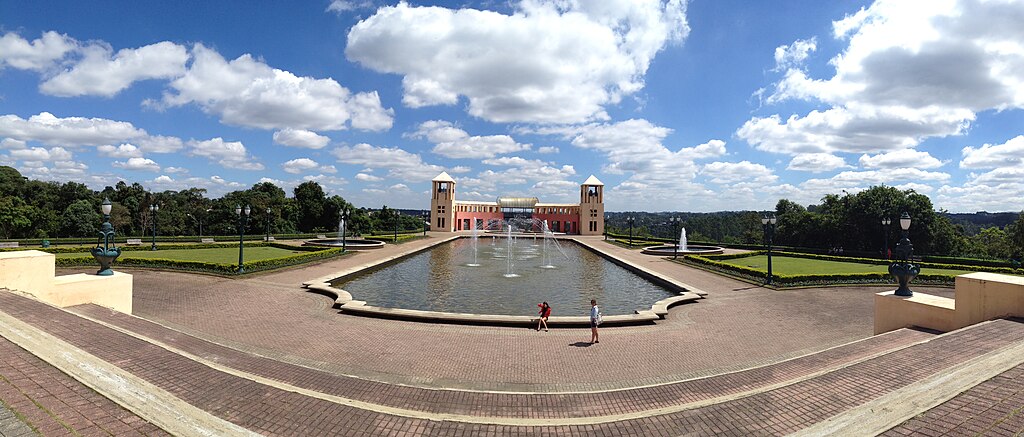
[0,241,320,254]
[56,245,347,275]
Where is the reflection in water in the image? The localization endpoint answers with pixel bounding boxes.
[333,238,673,316]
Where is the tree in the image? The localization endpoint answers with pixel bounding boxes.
[294,181,326,232]
[60,199,100,238]
[0,196,34,239]
[0,166,26,198]
[1007,212,1024,256]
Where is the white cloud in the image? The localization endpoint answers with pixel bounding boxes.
[136,135,184,153]
[537,146,559,154]
[112,157,161,172]
[0,138,27,150]
[0,31,76,71]
[355,173,382,182]
[787,153,849,172]
[272,128,331,149]
[701,161,777,184]
[742,0,1024,156]
[346,0,689,123]
[0,112,146,146]
[159,44,393,132]
[859,149,945,169]
[960,135,1024,169]
[97,143,143,158]
[773,37,816,71]
[412,120,531,159]
[449,165,472,173]
[39,41,188,97]
[9,146,73,162]
[331,143,444,181]
[164,166,189,174]
[189,137,264,170]
[282,158,337,174]
[148,174,246,196]
[326,0,373,13]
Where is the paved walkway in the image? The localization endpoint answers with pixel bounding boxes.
[107,234,954,392]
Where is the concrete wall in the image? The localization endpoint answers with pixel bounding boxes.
[0,250,133,313]
[875,272,1024,334]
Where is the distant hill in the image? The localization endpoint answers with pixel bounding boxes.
[943,212,1021,235]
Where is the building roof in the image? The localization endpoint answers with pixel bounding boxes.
[497,197,539,208]
[432,171,455,182]
[582,175,604,186]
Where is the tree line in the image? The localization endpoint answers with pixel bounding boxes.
[607,185,1024,260]
[0,166,426,240]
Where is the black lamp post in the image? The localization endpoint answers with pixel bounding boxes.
[149,203,159,250]
[627,216,635,247]
[236,205,250,273]
[761,213,777,285]
[603,215,609,241]
[341,207,350,252]
[670,217,681,259]
[421,211,429,236]
[91,198,121,276]
[881,216,892,259]
[265,207,272,241]
[393,211,400,242]
[889,212,919,296]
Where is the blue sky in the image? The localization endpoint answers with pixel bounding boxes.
[2,0,1023,212]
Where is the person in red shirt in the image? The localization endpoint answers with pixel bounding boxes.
[537,302,551,332]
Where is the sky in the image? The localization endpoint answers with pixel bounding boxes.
[1,0,1023,213]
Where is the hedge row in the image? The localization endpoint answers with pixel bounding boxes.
[682,254,961,287]
[0,241,323,254]
[0,229,428,247]
[56,246,346,275]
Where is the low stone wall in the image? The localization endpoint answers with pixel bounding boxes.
[875,272,1024,334]
[0,250,133,313]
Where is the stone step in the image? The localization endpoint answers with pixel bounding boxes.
[4,289,1024,436]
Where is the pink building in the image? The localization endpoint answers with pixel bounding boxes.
[429,172,605,235]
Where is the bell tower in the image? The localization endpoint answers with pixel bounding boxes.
[431,172,456,232]
[579,175,604,236]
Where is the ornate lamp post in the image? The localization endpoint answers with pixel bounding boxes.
[149,203,159,250]
[91,198,121,276]
[889,212,919,296]
[421,211,429,236]
[627,216,635,247]
[236,205,250,273]
[604,215,609,241]
[761,213,777,285]
[670,217,681,259]
[265,207,272,241]
[393,211,400,242]
[881,216,892,259]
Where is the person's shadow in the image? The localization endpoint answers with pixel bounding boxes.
[569,342,592,347]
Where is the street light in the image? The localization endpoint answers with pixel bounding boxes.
[421,211,429,236]
[265,207,272,242]
[236,205,250,273]
[761,213,777,285]
[889,211,919,297]
[393,211,400,242]
[627,216,635,247]
[604,215,609,241]
[90,198,121,276]
[881,216,892,259]
[149,203,159,251]
[341,207,350,252]
[669,217,681,259]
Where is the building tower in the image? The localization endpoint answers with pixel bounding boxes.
[579,175,604,236]
[430,172,456,232]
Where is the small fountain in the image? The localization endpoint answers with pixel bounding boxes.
[503,224,519,277]
[467,220,480,267]
[641,227,724,256]
[540,220,556,269]
[303,214,385,250]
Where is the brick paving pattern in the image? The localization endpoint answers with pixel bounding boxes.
[73,303,935,419]
[108,235,957,392]
[0,336,168,437]
[0,401,35,437]
[883,359,1024,436]
[3,290,1022,436]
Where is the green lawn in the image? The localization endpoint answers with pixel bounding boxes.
[56,246,304,264]
[719,255,981,276]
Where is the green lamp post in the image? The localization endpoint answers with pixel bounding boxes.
[91,198,121,276]
[422,211,429,236]
[149,203,159,250]
[236,204,250,273]
[761,213,777,285]
[889,212,919,296]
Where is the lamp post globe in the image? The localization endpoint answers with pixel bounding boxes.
[889,211,919,297]
[265,207,272,242]
[421,211,429,236]
[881,216,892,259]
[91,198,121,276]
[149,203,159,251]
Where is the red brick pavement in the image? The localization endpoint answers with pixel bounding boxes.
[882,352,1024,436]
[3,290,1022,436]
[113,262,956,392]
[0,336,169,437]
[73,303,935,419]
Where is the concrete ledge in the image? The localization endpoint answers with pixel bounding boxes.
[875,291,956,334]
[875,272,1024,334]
[338,300,661,326]
[51,272,133,313]
[0,250,55,295]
